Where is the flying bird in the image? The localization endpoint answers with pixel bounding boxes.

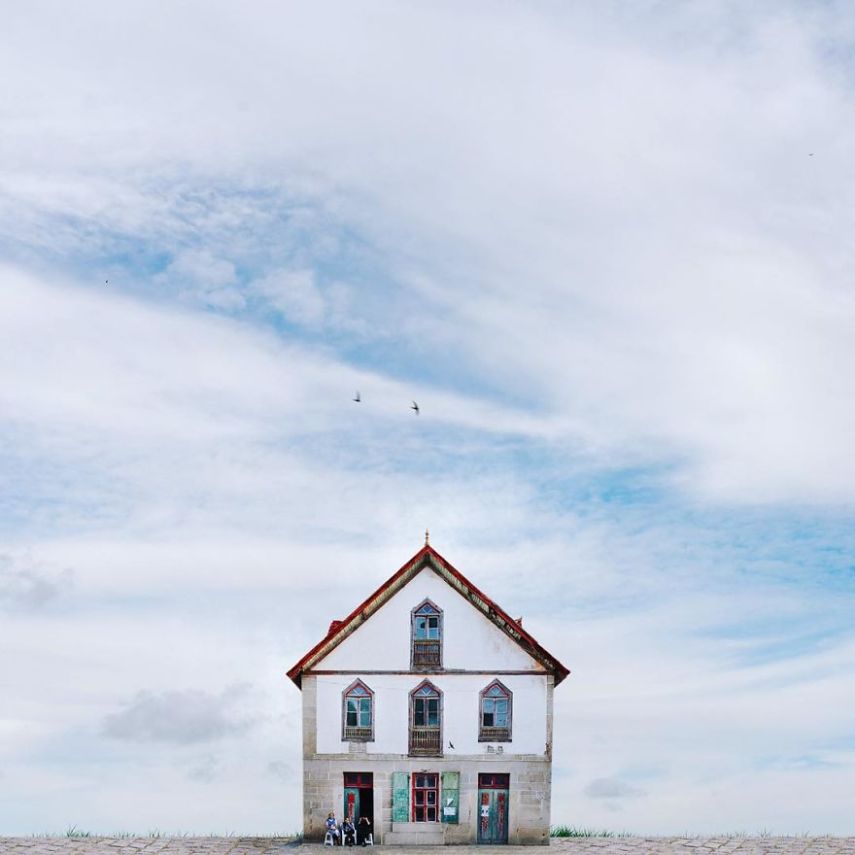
[353,391,361,402]
[411,401,419,415]
[448,740,455,749]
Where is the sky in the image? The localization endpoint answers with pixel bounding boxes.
[1,0,854,837]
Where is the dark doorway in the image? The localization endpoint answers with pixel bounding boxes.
[343,771,374,829]
[477,773,509,844]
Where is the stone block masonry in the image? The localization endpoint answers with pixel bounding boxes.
[302,754,552,845]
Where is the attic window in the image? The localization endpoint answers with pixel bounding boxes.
[342,679,374,742]
[411,599,442,670]
[479,679,512,742]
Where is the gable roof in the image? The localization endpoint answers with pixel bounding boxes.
[287,543,570,687]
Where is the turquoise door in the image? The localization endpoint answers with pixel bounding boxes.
[343,787,360,823]
[477,774,509,844]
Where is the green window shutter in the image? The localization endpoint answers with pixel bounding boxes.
[441,771,459,824]
[392,771,409,823]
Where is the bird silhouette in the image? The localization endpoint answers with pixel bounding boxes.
[411,401,419,415]
[448,740,455,749]
[353,391,361,402]
[105,280,109,284]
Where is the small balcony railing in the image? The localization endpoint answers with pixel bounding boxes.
[409,727,442,756]
[412,640,441,669]
[478,726,511,742]
[344,726,372,742]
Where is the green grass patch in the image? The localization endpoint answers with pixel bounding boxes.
[550,825,632,837]
[65,826,92,838]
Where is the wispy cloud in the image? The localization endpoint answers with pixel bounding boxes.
[102,685,256,745]
[0,554,71,611]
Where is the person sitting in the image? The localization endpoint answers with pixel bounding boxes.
[357,815,372,846]
[325,812,341,845]
[341,815,356,847]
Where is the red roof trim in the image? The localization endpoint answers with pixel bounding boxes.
[286,544,570,687]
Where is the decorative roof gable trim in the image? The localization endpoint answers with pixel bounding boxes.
[286,544,570,687]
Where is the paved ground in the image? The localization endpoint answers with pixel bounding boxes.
[1,839,853,855]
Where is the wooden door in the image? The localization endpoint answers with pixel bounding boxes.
[477,774,509,844]
[343,787,360,824]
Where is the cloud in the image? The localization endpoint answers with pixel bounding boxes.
[186,754,219,783]
[252,268,325,328]
[2,0,854,504]
[102,684,255,745]
[162,249,244,311]
[0,555,71,611]
[584,777,646,800]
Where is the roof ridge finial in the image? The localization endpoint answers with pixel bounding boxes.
[425,528,430,547]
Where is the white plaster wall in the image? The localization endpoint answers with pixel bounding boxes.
[315,672,548,755]
[316,566,542,672]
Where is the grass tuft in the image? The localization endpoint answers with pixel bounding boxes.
[65,826,92,838]
[550,825,631,837]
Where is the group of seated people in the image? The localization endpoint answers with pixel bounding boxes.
[325,812,372,846]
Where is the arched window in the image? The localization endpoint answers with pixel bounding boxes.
[409,679,442,756]
[411,599,443,669]
[479,679,512,742]
[342,679,374,742]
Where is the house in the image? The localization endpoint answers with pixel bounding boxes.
[287,537,569,845]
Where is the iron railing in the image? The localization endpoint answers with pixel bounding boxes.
[409,727,442,756]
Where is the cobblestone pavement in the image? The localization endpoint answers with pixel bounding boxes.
[1,839,853,855]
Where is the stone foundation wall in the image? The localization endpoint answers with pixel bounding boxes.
[303,755,551,845]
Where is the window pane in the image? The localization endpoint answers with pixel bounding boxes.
[427,790,436,805]
[414,699,424,726]
[427,616,439,639]
[415,807,425,822]
[415,617,427,639]
[495,699,508,726]
[359,706,371,727]
[427,807,436,822]
[346,699,357,727]
[428,699,439,726]
[483,709,494,726]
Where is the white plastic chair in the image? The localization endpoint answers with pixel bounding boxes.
[323,830,336,846]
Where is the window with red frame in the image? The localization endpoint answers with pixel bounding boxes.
[412,773,439,822]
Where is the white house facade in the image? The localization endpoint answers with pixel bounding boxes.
[288,540,569,845]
